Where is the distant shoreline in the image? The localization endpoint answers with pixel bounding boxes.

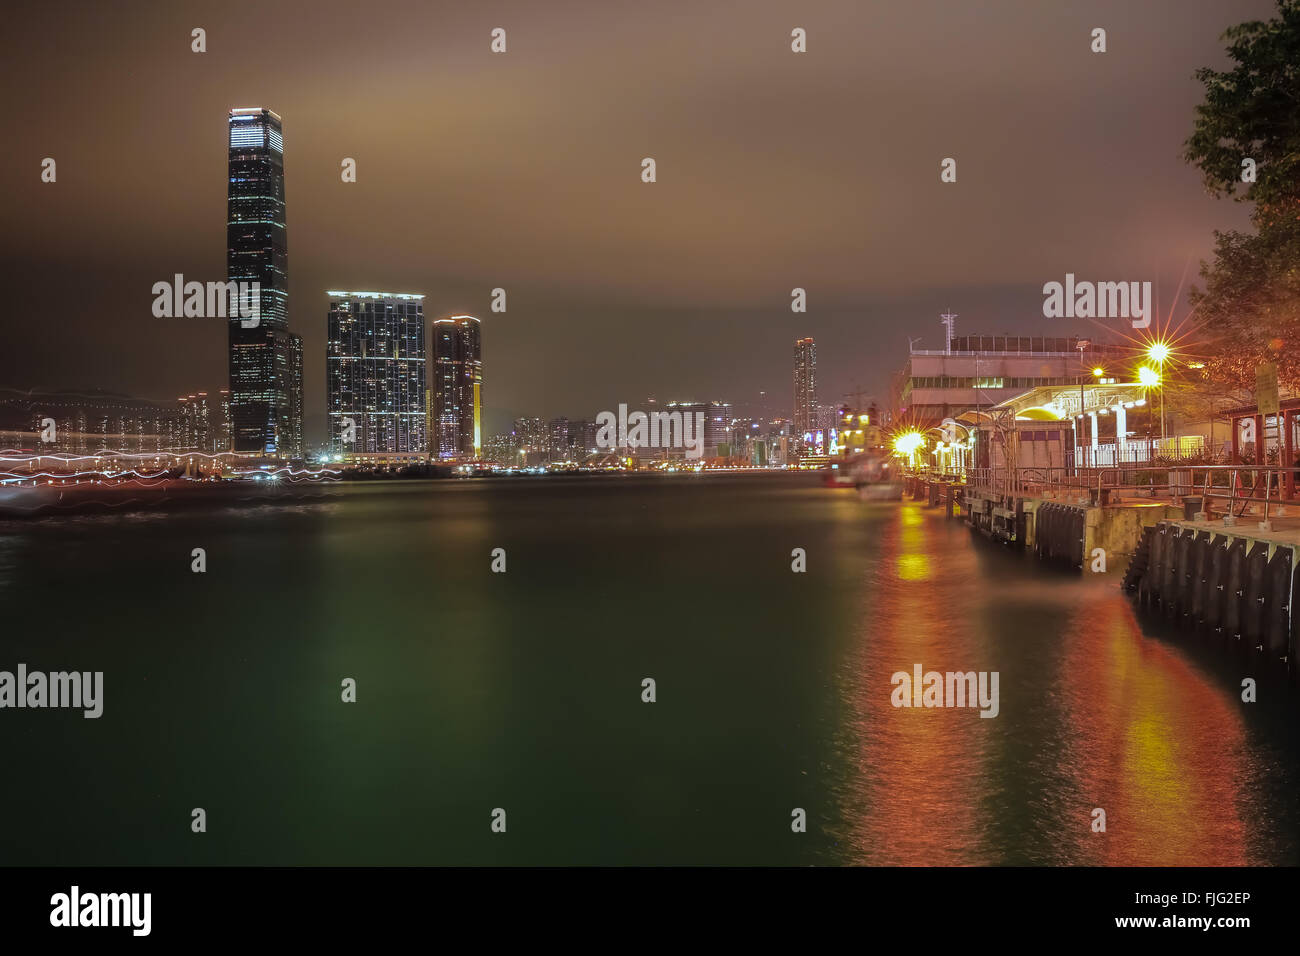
[0,469,809,520]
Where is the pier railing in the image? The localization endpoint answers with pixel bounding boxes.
[963,464,1300,522]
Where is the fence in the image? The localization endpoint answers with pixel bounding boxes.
[1070,436,1211,468]
[963,464,1300,522]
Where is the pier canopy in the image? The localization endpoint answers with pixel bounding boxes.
[955,382,1148,426]
[957,382,1158,471]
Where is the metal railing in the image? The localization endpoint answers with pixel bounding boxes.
[962,464,1300,522]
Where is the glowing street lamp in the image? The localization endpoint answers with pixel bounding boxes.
[1144,341,1171,441]
[1136,364,1165,447]
[892,430,925,468]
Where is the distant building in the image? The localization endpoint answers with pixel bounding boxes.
[176,393,211,452]
[289,333,304,458]
[0,390,177,456]
[547,417,571,462]
[571,419,598,460]
[902,333,1127,426]
[482,433,517,465]
[430,315,482,460]
[513,417,545,465]
[654,400,732,458]
[793,338,817,443]
[730,416,790,466]
[216,388,231,452]
[226,107,302,457]
[326,292,426,455]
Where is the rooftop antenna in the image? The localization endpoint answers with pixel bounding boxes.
[940,311,957,354]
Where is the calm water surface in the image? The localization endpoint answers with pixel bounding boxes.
[0,474,1295,865]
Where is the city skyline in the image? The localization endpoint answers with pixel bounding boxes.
[4,0,1300,916]
[3,0,1270,444]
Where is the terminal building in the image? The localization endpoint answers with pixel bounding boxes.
[901,333,1129,427]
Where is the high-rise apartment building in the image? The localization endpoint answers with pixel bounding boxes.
[547,417,571,462]
[512,417,545,466]
[327,292,427,454]
[793,338,817,439]
[429,315,482,460]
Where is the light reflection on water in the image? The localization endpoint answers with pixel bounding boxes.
[0,477,1294,865]
[831,501,1297,865]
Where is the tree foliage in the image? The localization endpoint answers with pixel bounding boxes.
[1184,1,1300,391]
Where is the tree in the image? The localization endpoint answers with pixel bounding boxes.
[1184,1,1300,391]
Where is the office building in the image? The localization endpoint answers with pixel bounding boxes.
[326,292,427,455]
[226,107,302,457]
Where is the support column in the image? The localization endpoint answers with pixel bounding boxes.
[1286,409,1295,500]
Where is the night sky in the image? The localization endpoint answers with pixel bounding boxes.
[2,0,1270,444]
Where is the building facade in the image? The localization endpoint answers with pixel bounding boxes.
[0,390,178,456]
[902,334,1128,427]
[326,292,427,455]
[512,417,545,466]
[429,315,482,460]
[226,107,303,458]
[793,337,817,440]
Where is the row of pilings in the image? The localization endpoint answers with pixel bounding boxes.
[903,474,964,518]
[1126,522,1297,674]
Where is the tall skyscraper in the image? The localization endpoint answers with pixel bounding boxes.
[793,337,817,439]
[429,315,482,460]
[326,292,427,454]
[227,107,302,457]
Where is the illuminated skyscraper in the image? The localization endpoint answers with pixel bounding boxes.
[227,107,302,457]
[793,337,817,439]
[327,292,426,453]
[429,315,482,459]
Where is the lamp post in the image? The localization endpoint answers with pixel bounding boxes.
[1146,342,1169,444]
[1138,364,1161,457]
[1076,340,1089,470]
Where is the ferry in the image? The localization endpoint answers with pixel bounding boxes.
[824,448,903,498]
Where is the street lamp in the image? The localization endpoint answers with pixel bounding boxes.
[1145,341,1170,442]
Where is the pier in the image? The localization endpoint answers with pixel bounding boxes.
[903,465,1300,679]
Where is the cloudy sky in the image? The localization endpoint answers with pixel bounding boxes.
[1,0,1274,440]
